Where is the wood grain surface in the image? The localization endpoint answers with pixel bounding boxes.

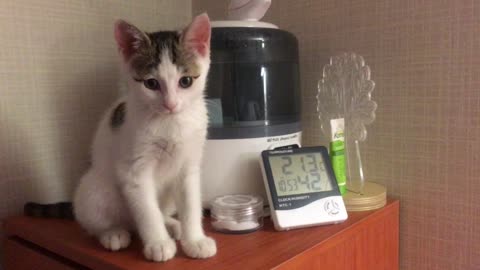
[3,200,399,270]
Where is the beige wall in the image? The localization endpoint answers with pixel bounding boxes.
[0,0,190,231]
[195,1,480,269]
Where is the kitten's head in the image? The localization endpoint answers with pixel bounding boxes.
[114,14,211,114]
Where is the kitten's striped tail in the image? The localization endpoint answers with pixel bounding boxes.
[24,202,74,219]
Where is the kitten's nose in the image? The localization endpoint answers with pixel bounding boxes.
[163,101,177,112]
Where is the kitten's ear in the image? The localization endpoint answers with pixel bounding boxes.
[114,20,150,62]
[182,13,211,57]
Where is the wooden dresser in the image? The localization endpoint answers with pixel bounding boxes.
[3,199,399,270]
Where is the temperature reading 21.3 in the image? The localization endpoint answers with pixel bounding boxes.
[269,153,333,196]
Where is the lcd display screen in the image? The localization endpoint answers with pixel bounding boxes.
[268,153,334,196]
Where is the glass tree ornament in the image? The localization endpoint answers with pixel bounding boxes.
[316,52,377,196]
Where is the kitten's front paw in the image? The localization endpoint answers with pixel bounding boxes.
[181,237,217,259]
[99,229,131,251]
[144,239,177,262]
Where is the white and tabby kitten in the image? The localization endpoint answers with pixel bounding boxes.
[73,14,216,262]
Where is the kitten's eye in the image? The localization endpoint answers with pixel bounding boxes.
[179,76,193,89]
[144,78,160,91]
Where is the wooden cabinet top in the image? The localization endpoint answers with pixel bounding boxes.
[4,199,399,270]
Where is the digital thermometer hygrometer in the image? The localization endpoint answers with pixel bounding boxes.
[260,146,348,230]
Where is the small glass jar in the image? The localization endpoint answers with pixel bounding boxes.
[211,194,264,234]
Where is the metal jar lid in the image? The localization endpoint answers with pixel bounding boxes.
[211,194,264,220]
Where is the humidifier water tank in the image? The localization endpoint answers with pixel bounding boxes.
[201,8,301,207]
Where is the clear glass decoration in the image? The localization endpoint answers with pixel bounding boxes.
[317,53,377,194]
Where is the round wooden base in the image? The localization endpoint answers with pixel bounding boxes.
[343,182,387,211]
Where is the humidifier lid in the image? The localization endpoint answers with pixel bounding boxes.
[211,0,277,29]
[211,20,277,29]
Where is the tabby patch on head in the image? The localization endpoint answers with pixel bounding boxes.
[114,21,200,80]
[130,31,200,79]
[110,102,126,129]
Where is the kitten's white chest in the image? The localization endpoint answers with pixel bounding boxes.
[149,136,190,178]
[126,107,206,184]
